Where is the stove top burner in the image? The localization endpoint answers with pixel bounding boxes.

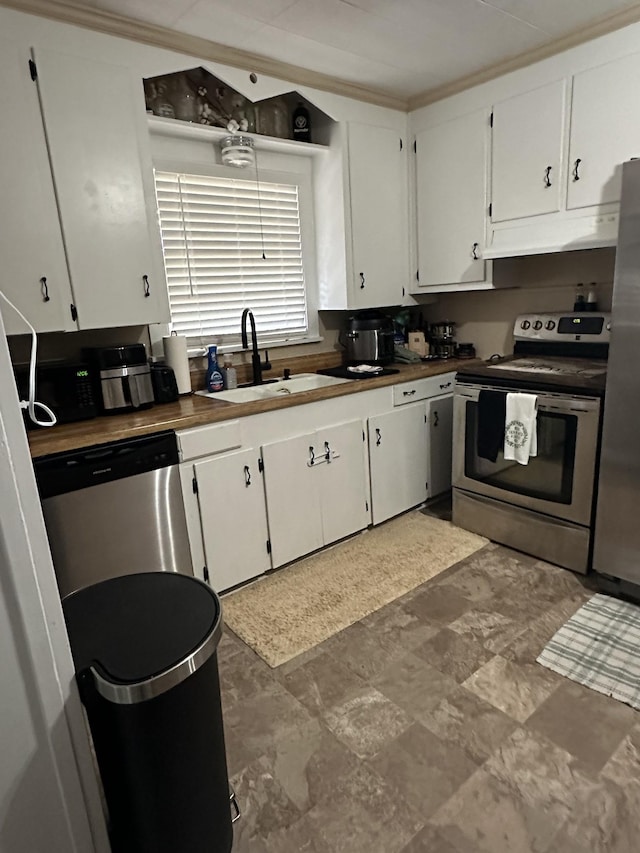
[487,357,608,379]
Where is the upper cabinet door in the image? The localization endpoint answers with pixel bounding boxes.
[416,110,488,287]
[33,48,169,329]
[0,39,74,335]
[567,54,640,211]
[347,122,408,308]
[491,80,567,223]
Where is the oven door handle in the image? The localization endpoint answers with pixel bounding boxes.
[454,390,599,414]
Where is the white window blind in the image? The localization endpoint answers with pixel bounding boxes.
[155,170,309,347]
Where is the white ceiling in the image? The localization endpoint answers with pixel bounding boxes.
[82,0,639,99]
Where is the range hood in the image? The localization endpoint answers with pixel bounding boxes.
[484,208,619,259]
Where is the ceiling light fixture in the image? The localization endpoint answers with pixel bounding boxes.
[220,134,255,168]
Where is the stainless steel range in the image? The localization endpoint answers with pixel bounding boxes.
[452,312,610,573]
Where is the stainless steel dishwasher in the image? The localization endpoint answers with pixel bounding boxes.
[34,431,194,599]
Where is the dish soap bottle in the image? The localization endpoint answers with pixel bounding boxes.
[222,354,238,390]
[206,345,224,392]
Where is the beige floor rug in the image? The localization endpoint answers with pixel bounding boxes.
[222,511,488,667]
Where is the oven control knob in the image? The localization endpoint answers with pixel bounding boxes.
[520,320,531,330]
[545,320,556,331]
[533,320,543,330]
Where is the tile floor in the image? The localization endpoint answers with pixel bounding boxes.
[218,536,640,852]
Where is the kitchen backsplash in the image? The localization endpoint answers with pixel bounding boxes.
[429,248,616,360]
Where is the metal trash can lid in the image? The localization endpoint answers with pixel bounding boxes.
[63,573,222,704]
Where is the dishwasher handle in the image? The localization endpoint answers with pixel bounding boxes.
[34,430,179,500]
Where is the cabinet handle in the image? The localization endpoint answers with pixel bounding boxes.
[230,788,241,824]
[142,274,150,297]
[324,441,332,462]
[402,389,416,397]
[244,465,251,486]
[472,242,479,260]
[375,428,382,446]
[359,272,365,289]
[309,445,315,466]
[439,381,452,390]
[573,158,582,181]
[40,276,50,303]
[434,410,439,427]
[544,166,552,188]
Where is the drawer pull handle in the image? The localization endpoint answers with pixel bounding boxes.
[359,272,365,289]
[244,465,251,487]
[375,428,382,446]
[472,242,479,260]
[403,389,416,397]
[142,274,150,297]
[40,276,50,302]
[544,165,552,188]
[573,158,582,181]
[324,441,332,462]
[309,445,315,466]
[439,381,452,390]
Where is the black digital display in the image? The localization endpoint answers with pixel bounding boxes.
[558,316,604,335]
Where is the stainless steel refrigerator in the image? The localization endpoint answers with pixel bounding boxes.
[593,157,640,591]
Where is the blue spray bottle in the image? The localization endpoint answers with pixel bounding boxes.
[206,345,224,392]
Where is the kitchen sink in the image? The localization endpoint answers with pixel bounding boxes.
[196,373,351,403]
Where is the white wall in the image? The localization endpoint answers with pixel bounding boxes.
[428,248,615,359]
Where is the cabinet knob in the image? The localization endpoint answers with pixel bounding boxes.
[142,274,150,297]
[359,272,366,289]
[40,276,50,303]
[375,428,382,446]
[472,242,479,260]
[573,158,582,181]
[244,465,251,487]
[544,166,552,188]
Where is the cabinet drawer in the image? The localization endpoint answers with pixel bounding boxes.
[393,372,456,406]
[177,420,241,462]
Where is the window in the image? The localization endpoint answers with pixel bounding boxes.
[155,169,312,348]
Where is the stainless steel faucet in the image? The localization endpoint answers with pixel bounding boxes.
[241,309,271,385]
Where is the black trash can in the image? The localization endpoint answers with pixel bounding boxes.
[63,572,235,853]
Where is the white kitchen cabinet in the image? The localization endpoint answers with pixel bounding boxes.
[0,37,75,335]
[317,121,409,310]
[33,47,170,329]
[316,419,369,545]
[347,122,408,308]
[262,419,368,568]
[567,53,640,211]
[193,448,270,592]
[368,404,428,525]
[426,394,454,499]
[491,80,567,223]
[262,431,324,569]
[415,110,490,289]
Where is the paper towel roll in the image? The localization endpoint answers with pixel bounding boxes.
[163,334,191,395]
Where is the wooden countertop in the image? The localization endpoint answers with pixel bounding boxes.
[28,359,477,458]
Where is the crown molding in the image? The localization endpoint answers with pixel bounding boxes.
[4,0,640,115]
[0,0,409,111]
[408,2,640,110]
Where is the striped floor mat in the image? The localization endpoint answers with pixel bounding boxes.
[537,593,640,711]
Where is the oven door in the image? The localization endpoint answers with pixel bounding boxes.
[453,382,600,526]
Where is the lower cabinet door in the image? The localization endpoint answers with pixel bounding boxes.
[261,432,324,568]
[427,394,454,499]
[317,419,369,545]
[193,449,271,592]
[368,405,428,525]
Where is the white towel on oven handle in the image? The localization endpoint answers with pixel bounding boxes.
[504,392,538,465]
